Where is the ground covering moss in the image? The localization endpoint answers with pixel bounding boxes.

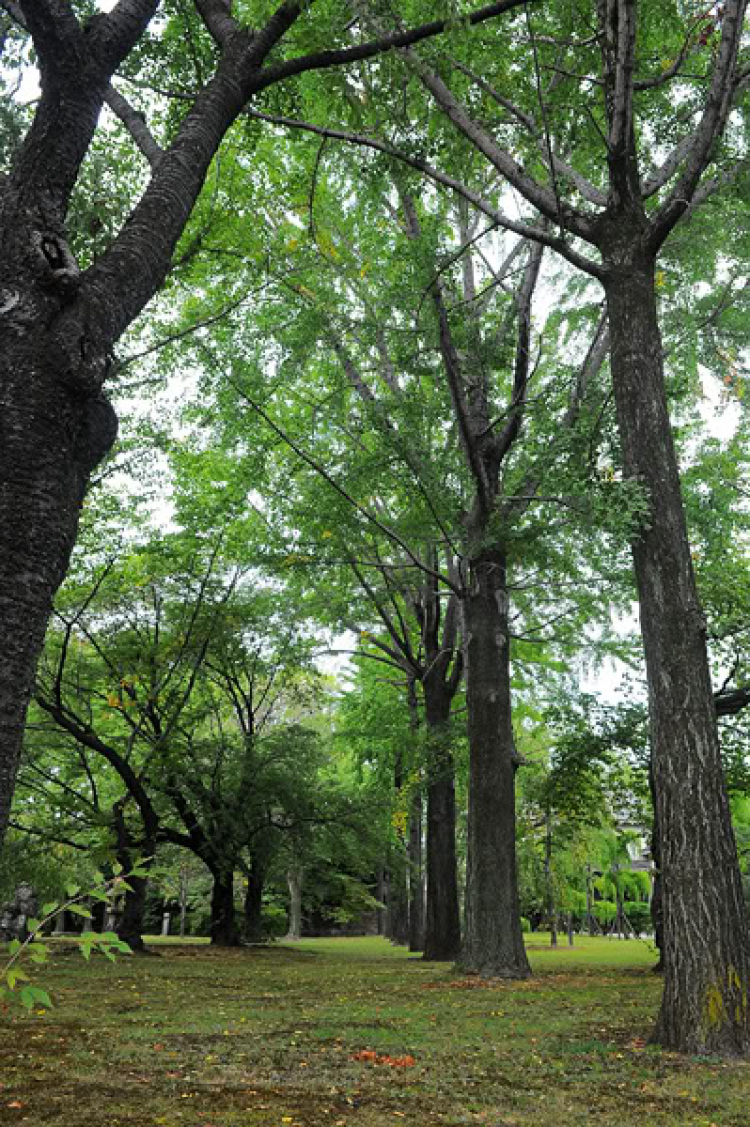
[2,935,749,1125]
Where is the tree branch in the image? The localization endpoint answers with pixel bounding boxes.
[105,83,164,168]
[193,0,240,48]
[256,0,540,88]
[244,106,604,277]
[649,0,749,249]
[494,240,545,466]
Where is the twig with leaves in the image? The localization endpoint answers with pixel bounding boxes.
[1,860,149,1011]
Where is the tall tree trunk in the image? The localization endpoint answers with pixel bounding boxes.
[0,343,116,850]
[459,549,530,978]
[408,787,425,952]
[605,248,750,1052]
[117,871,150,954]
[209,867,239,946]
[422,685,461,961]
[286,866,303,941]
[243,856,266,943]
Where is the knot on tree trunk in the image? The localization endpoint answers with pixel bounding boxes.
[33,230,80,302]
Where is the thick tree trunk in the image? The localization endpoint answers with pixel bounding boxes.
[605,250,750,1052]
[459,549,530,978]
[422,685,461,961]
[408,788,425,952]
[117,872,150,954]
[209,868,239,946]
[0,330,116,850]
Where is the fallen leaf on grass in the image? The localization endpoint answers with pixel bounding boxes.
[351,1050,415,1068]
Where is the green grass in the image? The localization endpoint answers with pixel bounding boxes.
[2,935,749,1126]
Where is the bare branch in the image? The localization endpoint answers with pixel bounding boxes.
[105,83,163,168]
[642,132,698,198]
[494,241,545,466]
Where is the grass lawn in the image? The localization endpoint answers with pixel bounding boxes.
[2,934,749,1126]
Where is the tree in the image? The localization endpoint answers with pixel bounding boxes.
[0,0,534,854]
[340,0,750,1050]
[24,529,332,946]
[163,128,629,974]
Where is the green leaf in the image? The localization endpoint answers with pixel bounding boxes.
[41,902,58,918]
[66,903,92,919]
[65,883,80,898]
[26,917,41,933]
[29,986,53,1008]
[6,968,29,989]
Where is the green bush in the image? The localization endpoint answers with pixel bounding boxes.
[624,901,651,937]
[593,899,616,925]
[261,903,288,939]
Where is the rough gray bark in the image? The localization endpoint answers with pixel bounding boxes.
[459,548,530,977]
[604,250,750,1052]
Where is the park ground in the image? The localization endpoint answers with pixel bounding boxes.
[1,935,749,1126]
